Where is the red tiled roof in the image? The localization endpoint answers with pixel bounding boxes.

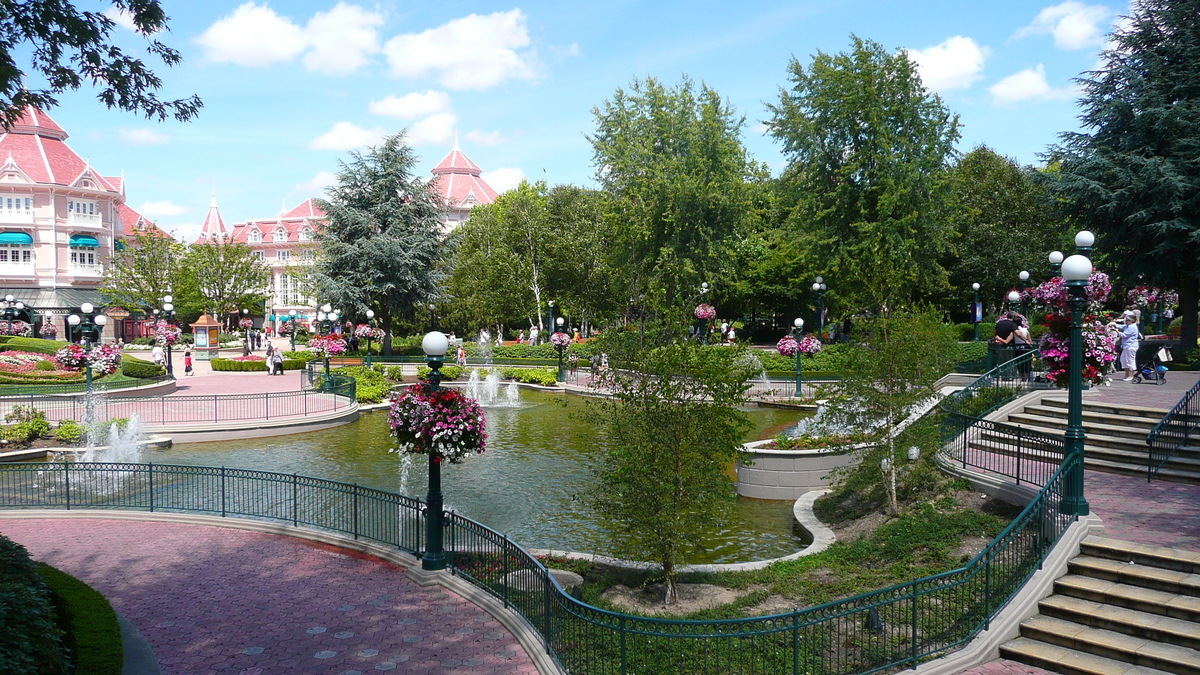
[281,198,326,219]
[195,194,227,243]
[0,106,118,191]
[116,203,169,239]
[225,198,325,245]
[432,148,483,176]
[429,146,497,210]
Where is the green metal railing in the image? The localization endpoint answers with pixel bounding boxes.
[0,373,174,397]
[1147,377,1200,481]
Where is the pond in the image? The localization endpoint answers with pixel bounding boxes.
[133,389,812,564]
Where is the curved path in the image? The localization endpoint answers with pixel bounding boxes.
[0,518,538,675]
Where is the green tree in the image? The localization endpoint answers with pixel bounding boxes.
[589,76,764,315]
[0,0,201,128]
[766,36,960,315]
[943,147,1072,315]
[1047,0,1200,352]
[179,239,270,326]
[814,310,959,511]
[590,340,752,604]
[310,133,447,353]
[100,229,183,314]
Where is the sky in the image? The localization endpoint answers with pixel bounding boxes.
[38,0,1129,242]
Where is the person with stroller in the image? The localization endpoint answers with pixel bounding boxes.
[1119,314,1142,381]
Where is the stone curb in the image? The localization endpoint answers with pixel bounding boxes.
[0,510,563,675]
[0,435,172,462]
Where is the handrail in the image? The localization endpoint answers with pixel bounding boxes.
[1147,377,1200,481]
[0,373,174,397]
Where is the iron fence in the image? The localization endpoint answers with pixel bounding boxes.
[0,374,174,397]
[1147,377,1200,481]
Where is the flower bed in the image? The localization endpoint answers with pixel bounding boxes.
[764,432,874,451]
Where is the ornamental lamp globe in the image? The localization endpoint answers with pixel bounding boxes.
[1074,231,1095,249]
[794,318,804,328]
[366,309,374,319]
[3,294,11,302]
[1048,251,1064,264]
[972,283,980,291]
[14,302,22,310]
[1062,255,1092,282]
[163,303,173,312]
[815,276,823,284]
[94,315,108,326]
[321,303,332,313]
[1019,271,1030,282]
[422,331,450,357]
[1008,291,1020,303]
[81,302,94,314]
[556,317,564,327]
[812,282,821,292]
[67,314,80,326]
[163,295,173,303]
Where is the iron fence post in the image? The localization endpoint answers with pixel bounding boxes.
[265,392,269,420]
[214,395,218,423]
[911,591,920,666]
[292,474,298,526]
[148,463,154,512]
[985,557,992,629]
[64,463,70,510]
[221,466,226,517]
[161,396,165,423]
[1016,426,1023,485]
[619,616,627,675]
[502,536,510,609]
[792,611,800,675]
[352,484,359,539]
[543,572,552,652]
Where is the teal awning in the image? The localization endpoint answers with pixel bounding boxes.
[0,231,33,245]
[69,235,99,248]
[114,240,126,251]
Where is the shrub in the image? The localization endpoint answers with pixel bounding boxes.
[0,534,67,673]
[282,351,318,361]
[416,365,464,381]
[500,367,558,386]
[3,336,67,355]
[2,406,50,443]
[34,359,56,371]
[120,356,165,378]
[36,564,123,674]
[384,365,405,381]
[335,366,392,403]
[54,420,85,445]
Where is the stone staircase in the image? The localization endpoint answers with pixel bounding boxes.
[1001,536,1200,675]
[976,397,1200,485]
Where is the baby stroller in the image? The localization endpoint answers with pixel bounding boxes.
[1131,346,1171,385]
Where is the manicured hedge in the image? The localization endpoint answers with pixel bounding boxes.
[332,366,392,403]
[500,366,558,386]
[36,564,123,675]
[211,358,306,372]
[0,336,67,355]
[0,534,67,673]
[120,355,165,378]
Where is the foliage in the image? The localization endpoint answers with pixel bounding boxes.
[1046,0,1200,360]
[1126,286,1178,310]
[210,358,304,372]
[415,365,464,381]
[306,334,347,357]
[766,431,873,451]
[100,230,186,321]
[334,366,391,403]
[120,355,165,378]
[0,0,201,128]
[814,310,959,511]
[178,238,270,320]
[54,420,85,445]
[0,534,66,673]
[282,350,318,362]
[589,341,752,604]
[153,321,181,347]
[590,76,765,313]
[310,132,448,355]
[766,36,960,312]
[500,367,558,386]
[34,359,56,371]
[388,383,487,462]
[35,564,123,675]
[0,319,32,336]
[0,336,69,355]
[1038,313,1118,386]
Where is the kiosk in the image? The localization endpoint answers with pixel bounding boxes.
[190,314,222,361]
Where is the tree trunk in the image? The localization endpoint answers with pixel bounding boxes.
[662,559,678,605]
[1179,274,1198,364]
[381,315,393,356]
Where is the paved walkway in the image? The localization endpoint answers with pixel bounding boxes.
[0,519,537,675]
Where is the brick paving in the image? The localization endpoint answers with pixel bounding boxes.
[1086,469,1200,551]
[0,519,537,675]
[956,659,1054,674]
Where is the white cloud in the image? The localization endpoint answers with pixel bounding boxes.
[292,171,339,197]
[137,200,187,218]
[302,2,384,75]
[482,167,526,194]
[104,8,140,32]
[196,2,306,67]
[465,130,503,146]
[119,128,169,146]
[310,122,388,150]
[907,36,991,92]
[369,91,453,119]
[989,64,1078,105]
[383,9,538,90]
[407,113,458,146]
[1013,1,1113,50]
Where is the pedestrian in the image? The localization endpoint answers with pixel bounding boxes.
[529,326,539,346]
[183,348,194,376]
[271,347,284,376]
[1012,314,1033,380]
[456,344,466,367]
[569,352,579,381]
[151,343,165,367]
[518,330,525,345]
[1119,315,1142,381]
[829,321,842,344]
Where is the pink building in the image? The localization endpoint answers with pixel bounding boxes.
[428,143,500,232]
[0,107,165,340]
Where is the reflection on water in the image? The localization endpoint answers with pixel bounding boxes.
[138,390,812,563]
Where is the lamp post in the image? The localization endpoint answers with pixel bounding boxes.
[1007,291,1021,314]
[161,295,175,376]
[793,317,804,398]
[812,277,827,337]
[427,303,436,333]
[287,310,298,352]
[554,316,566,383]
[1,294,25,330]
[972,283,981,342]
[698,282,710,343]
[241,308,251,356]
[546,300,555,345]
[1048,250,1064,277]
[1074,230,1094,257]
[316,304,339,382]
[420,330,450,571]
[1018,270,1030,318]
[365,309,376,367]
[1060,253,1092,517]
[67,303,108,395]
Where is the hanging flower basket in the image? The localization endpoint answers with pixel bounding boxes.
[1126,286,1178,310]
[154,320,181,347]
[776,335,799,356]
[694,303,717,320]
[239,318,254,329]
[307,334,347,357]
[550,331,571,348]
[0,320,31,337]
[1038,313,1118,387]
[39,322,57,339]
[797,335,823,355]
[1030,272,1111,312]
[54,344,122,375]
[388,383,487,463]
[354,323,384,340]
[55,344,86,370]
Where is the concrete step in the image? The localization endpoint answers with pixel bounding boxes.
[1069,556,1200,598]
[1081,538,1200,576]
[965,437,1200,485]
[1020,404,1163,432]
[1019,614,1200,675]
[1038,595,1200,651]
[1041,398,1173,421]
[1009,412,1159,442]
[1000,636,1175,675]
[1055,575,1200,623]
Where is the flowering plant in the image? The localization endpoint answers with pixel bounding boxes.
[307,334,347,357]
[550,331,571,348]
[354,323,385,340]
[0,320,32,337]
[239,318,254,329]
[776,335,799,356]
[154,320,181,347]
[694,303,716,320]
[1126,286,1179,310]
[797,335,823,355]
[1038,312,1118,386]
[87,344,122,375]
[38,322,57,339]
[1030,272,1111,312]
[55,344,86,370]
[0,351,50,374]
[388,383,487,462]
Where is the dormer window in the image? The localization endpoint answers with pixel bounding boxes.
[68,199,100,225]
[299,228,313,242]
[248,229,262,243]
[274,228,288,242]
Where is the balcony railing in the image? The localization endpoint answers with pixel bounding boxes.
[68,212,102,226]
[0,208,34,224]
[69,263,104,276]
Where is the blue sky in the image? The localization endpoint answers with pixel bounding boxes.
[43,1,1127,241]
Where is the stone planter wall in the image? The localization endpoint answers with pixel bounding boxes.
[737,440,863,500]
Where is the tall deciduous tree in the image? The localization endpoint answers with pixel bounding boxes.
[179,238,270,325]
[766,36,960,314]
[590,340,752,604]
[589,76,763,315]
[1047,0,1200,353]
[100,229,183,314]
[311,133,447,354]
[943,147,1072,314]
[0,0,201,128]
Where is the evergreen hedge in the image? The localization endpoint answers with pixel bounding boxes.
[120,356,165,378]
[0,534,67,673]
[211,358,306,372]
